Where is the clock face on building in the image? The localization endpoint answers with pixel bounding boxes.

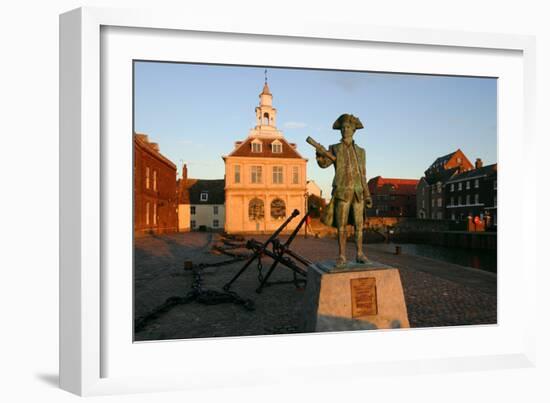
[248,198,265,221]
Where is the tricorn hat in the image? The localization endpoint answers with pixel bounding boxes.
[332,114,364,130]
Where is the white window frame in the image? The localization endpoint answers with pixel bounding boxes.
[213,219,219,228]
[466,181,470,189]
[292,166,299,184]
[213,206,218,215]
[458,182,462,191]
[271,141,282,153]
[200,192,208,202]
[251,166,262,184]
[190,206,196,215]
[475,179,479,188]
[272,166,283,184]
[251,141,262,153]
[234,165,241,184]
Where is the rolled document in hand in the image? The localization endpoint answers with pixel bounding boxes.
[306,136,336,162]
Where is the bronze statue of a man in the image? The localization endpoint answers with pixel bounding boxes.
[315,114,372,267]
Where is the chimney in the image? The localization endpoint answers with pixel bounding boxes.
[475,158,483,169]
[135,133,149,143]
[182,163,188,180]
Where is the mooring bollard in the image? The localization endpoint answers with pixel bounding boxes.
[395,246,401,255]
[184,260,193,271]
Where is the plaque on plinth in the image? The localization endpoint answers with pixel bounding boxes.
[302,260,410,332]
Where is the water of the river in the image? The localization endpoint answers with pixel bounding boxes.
[373,243,497,273]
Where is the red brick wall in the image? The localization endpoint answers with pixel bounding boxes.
[134,137,178,235]
[445,149,474,172]
[367,177,419,217]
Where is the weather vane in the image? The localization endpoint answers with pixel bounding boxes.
[264,68,268,84]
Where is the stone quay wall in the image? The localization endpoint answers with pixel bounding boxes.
[309,217,496,250]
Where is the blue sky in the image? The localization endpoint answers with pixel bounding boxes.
[134,61,496,197]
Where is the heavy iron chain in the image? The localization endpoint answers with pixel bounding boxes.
[134,259,254,333]
[256,255,264,284]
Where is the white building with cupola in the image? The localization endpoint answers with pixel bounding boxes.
[222,80,308,233]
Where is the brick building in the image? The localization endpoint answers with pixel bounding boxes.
[445,159,497,229]
[367,176,419,217]
[134,133,178,235]
[417,149,473,219]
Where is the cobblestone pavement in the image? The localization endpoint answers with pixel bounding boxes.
[134,232,497,341]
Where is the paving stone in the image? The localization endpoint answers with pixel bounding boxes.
[134,233,496,341]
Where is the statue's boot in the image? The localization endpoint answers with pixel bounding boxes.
[337,227,347,267]
[356,253,368,263]
[336,255,347,267]
[355,225,368,263]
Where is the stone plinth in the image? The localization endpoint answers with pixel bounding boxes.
[302,260,410,332]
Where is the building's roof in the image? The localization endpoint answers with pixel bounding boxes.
[446,163,497,184]
[424,149,474,184]
[368,176,419,195]
[261,83,271,95]
[177,178,198,204]
[424,166,460,185]
[134,133,177,169]
[188,179,225,205]
[430,151,456,168]
[227,136,303,159]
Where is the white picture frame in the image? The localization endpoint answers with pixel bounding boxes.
[60,6,537,396]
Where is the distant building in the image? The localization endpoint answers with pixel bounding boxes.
[223,80,307,233]
[417,149,473,219]
[306,180,323,199]
[367,176,419,217]
[445,159,497,229]
[188,179,226,231]
[176,163,197,232]
[134,133,178,235]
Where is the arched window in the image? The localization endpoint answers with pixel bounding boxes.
[263,112,269,125]
[248,198,264,221]
[270,198,286,220]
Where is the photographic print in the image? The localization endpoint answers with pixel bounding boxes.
[132,62,497,341]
